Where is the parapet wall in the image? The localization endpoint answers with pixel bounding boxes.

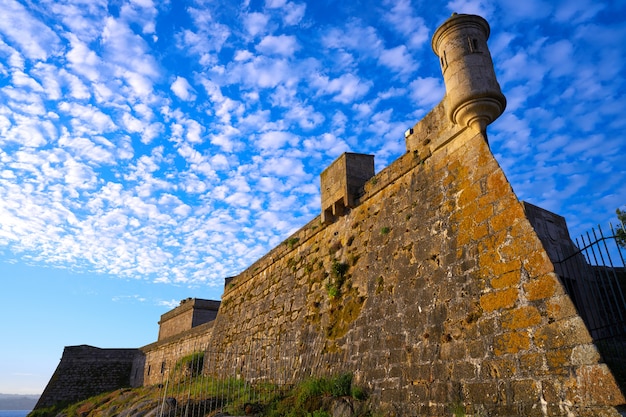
[35,345,138,409]
[139,321,215,386]
[205,113,625,415]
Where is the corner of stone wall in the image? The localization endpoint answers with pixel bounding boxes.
[439,129,626,413]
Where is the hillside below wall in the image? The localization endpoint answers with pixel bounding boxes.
[206,122,625,416]
[35,345,138,409]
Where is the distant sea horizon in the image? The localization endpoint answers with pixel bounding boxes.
[0,411,30,417]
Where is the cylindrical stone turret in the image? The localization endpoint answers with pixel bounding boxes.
[432,13,506,133]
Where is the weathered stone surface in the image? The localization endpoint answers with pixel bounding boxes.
[35,346,139,409]
[36,12,626,417]
[576,365,626,405]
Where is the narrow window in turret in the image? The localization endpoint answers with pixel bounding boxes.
[440,51,447,70]
[147,365,151,376]
[161,361,166,374]
[469,37,480,53]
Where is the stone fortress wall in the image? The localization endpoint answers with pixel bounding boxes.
[34,346,138,410]
[35,13,626,416]
[199,13,626,415]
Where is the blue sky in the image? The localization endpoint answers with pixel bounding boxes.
[0,0,625,396]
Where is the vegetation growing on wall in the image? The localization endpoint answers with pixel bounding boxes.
[326,259,350,299]
[173,351,204,377]
[287,237,300,249]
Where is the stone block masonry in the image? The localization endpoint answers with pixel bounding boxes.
[203,13,625,416]
[138,320,215,386]
[207,122,625,415]
[34,13,626,416]
[35,345,138,409]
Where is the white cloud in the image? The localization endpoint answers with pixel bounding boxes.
[58,132,115,165]
[211,154,230,171]
[493,0,552,21]
[554,0,605,23]
[1,112,49,147]
[0,38,25,70]
[234,50,254,62]
[57,102,116,134]
[446,0,496,19]
[101,17,161,97]
[0,0,61,60]
[378,45,415,76]
[231,56,295,89]
[171,76,197,101]
[199,77,245,124]
[259,156,306,177]
[158,298,181,308]
[542,40,575,78]
[63,157,97,189]
[258,130,297,150]
[120,0,158,35]
[312,73,372,104]
[177,8,231,66]
[2,87,46,116]
[322,21,382,58]
[266,0,287,7]
[256,35,300,56]
[46,0,108,42]
[11,70,44,92]
[383,0,429,49]
[282,2,306,26]
[65,35,103,83]
[209,125,242,152]
[303,133,349,156]
[408,77,444,108]
[490,113,532,154]
[245,12,270,37]
[285,104,324,129]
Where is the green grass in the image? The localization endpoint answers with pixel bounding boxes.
[173,351,204,376]
[31,373,372,417]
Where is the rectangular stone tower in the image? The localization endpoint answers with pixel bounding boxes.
[157,298,220,341]
[320,152,374,223]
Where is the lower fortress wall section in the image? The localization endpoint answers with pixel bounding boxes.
[35,345,138,409]
[205,123,625,416]
[138,321,215,386]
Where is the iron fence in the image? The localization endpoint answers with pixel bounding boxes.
[553,222,626,389]
[153,335,357,416]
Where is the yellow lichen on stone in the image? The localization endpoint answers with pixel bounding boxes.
[501,306,541,330]
[490,270,519,289]
[523,250,555,279]
[524,273,559,301]
[494,331,530,356]
[479,288,517,312]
